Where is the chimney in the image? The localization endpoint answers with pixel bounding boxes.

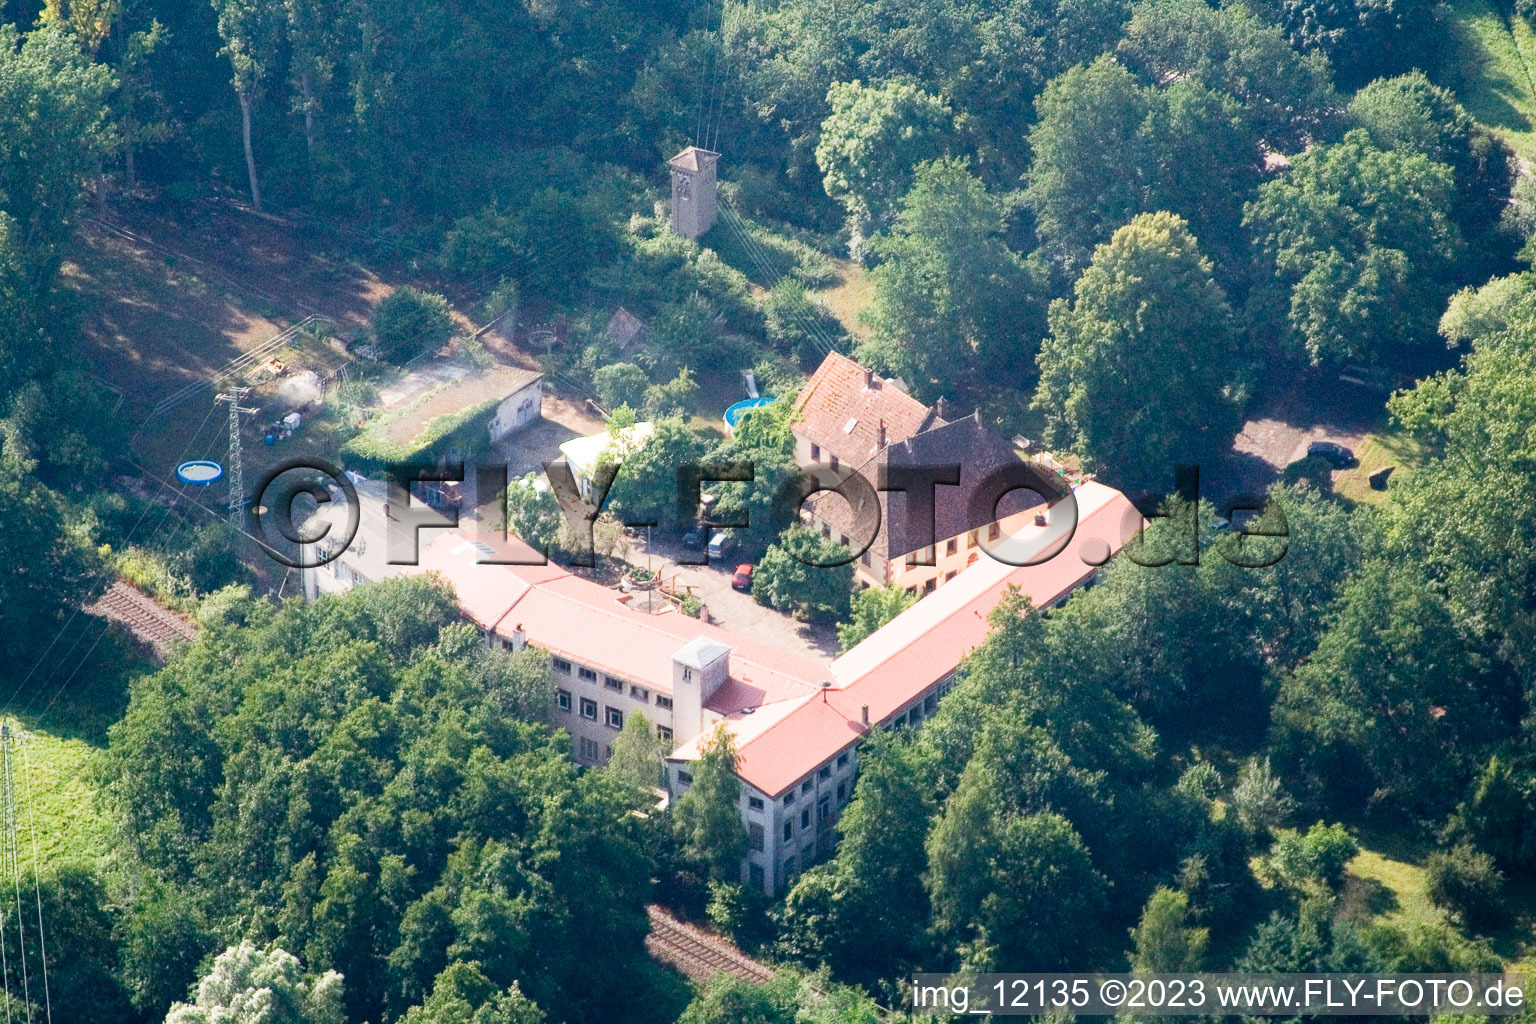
[863,367,873,388]
[877,419,886,450]
[861,704,869,726]
[934,397,950,422]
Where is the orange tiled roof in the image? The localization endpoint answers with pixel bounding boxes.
[682,481,1141,796]
[792,352,935,467]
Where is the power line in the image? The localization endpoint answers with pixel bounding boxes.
[0,395,226,714]
[1,731,31,1022]
[19,746,47,1024]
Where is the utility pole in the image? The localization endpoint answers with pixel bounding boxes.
[215,388,257,530]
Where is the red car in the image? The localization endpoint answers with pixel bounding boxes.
[731,564,753,591]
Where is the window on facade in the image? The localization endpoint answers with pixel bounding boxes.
[678,770,694,785]
[552,657,572,673]
[800,808,810,829]
[923,577,937,594]
[944,571,956,582]
[837,753,849,768]
[988,521,1001,541]
[946,537,958,556]
[580,698,597,720]
[861,550,871,566]
[830,455,839,471]
[802,843,814,863]
[682,667,692,682]
[657,725,673,742]
[818,766,831,781]
[818,796,830,821]
[630,685,649,701]
[749,824,764,852]
[801,780,812,795]
[811,443,821,461]
[604,675,623,691]
[968,529,979,547]
[748,796,764,811]
[967,552,979,566]
[749,863,764,887]
[784,791,795,807]
[783,821,793,841]
[577,737,600,762]
[925,694,938,714]
[606,707,623,730]
[840,534,849,548]
[837,781,847,802]
[656,695,673,710]
[556,690,572,712]
[822,524,831,540]
[578,666,598,683]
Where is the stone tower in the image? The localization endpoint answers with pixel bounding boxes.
[668,146,720,239]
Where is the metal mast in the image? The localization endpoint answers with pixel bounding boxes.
[215,387,257,530]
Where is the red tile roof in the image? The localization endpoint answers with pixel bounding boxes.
[686,482,1141,796]
[792,352,934,467]
[411,535,826,709]
[405,480,1139,801]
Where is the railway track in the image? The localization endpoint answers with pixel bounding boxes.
[86,581,199,661]
[645,905,776,984]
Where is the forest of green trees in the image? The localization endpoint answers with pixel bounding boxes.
[3,0,1536,1019]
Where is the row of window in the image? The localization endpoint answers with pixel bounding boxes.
[781,751,850,808]
[551,657,673,709]
[555,689,674,742]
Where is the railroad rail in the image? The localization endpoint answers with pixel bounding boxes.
[86,581,199,661]
[644,905,776,984]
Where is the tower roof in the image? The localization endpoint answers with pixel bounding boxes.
[668,146,721,173]
[673,635,732,669]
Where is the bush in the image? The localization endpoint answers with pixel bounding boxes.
[1425,844,1506,929]
[1281,455,1335,494]
[1264,822,1359,891]
[679,594,702,618]
[371,286,454,362]
[642,367,700,419]
[760,278,847,366]
[594,361,650,411]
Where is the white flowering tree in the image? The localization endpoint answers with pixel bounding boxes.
[164,942,344,1024]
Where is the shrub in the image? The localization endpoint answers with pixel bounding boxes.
[679,594,702,618]
[642,367,700,419]
[760,278,846,365]
[1281,455,1335,494]
[1425,844,1506,929]
[1264,822,1359,890]
[370,286,454,362]
[594,362,650,411]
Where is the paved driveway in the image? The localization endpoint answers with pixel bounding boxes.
[628,531,839,664]
[1212,371,1385,502]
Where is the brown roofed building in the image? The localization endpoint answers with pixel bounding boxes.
[793,352,1066,591]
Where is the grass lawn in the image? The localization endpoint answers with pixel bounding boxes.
[809,259,875,342]
[1342,825,1536,968]
[1332,427,1425,506]
[0,714,115,873]
[1444,0,1536,159]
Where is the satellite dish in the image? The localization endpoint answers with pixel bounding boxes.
[175,460,225,485]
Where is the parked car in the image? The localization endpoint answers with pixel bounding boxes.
[731,564,753,591]
[1307,440,1356,468]
[707,531,737,560]
[682,528,703,550]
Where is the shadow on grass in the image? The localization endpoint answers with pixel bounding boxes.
[0,616,150,747]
